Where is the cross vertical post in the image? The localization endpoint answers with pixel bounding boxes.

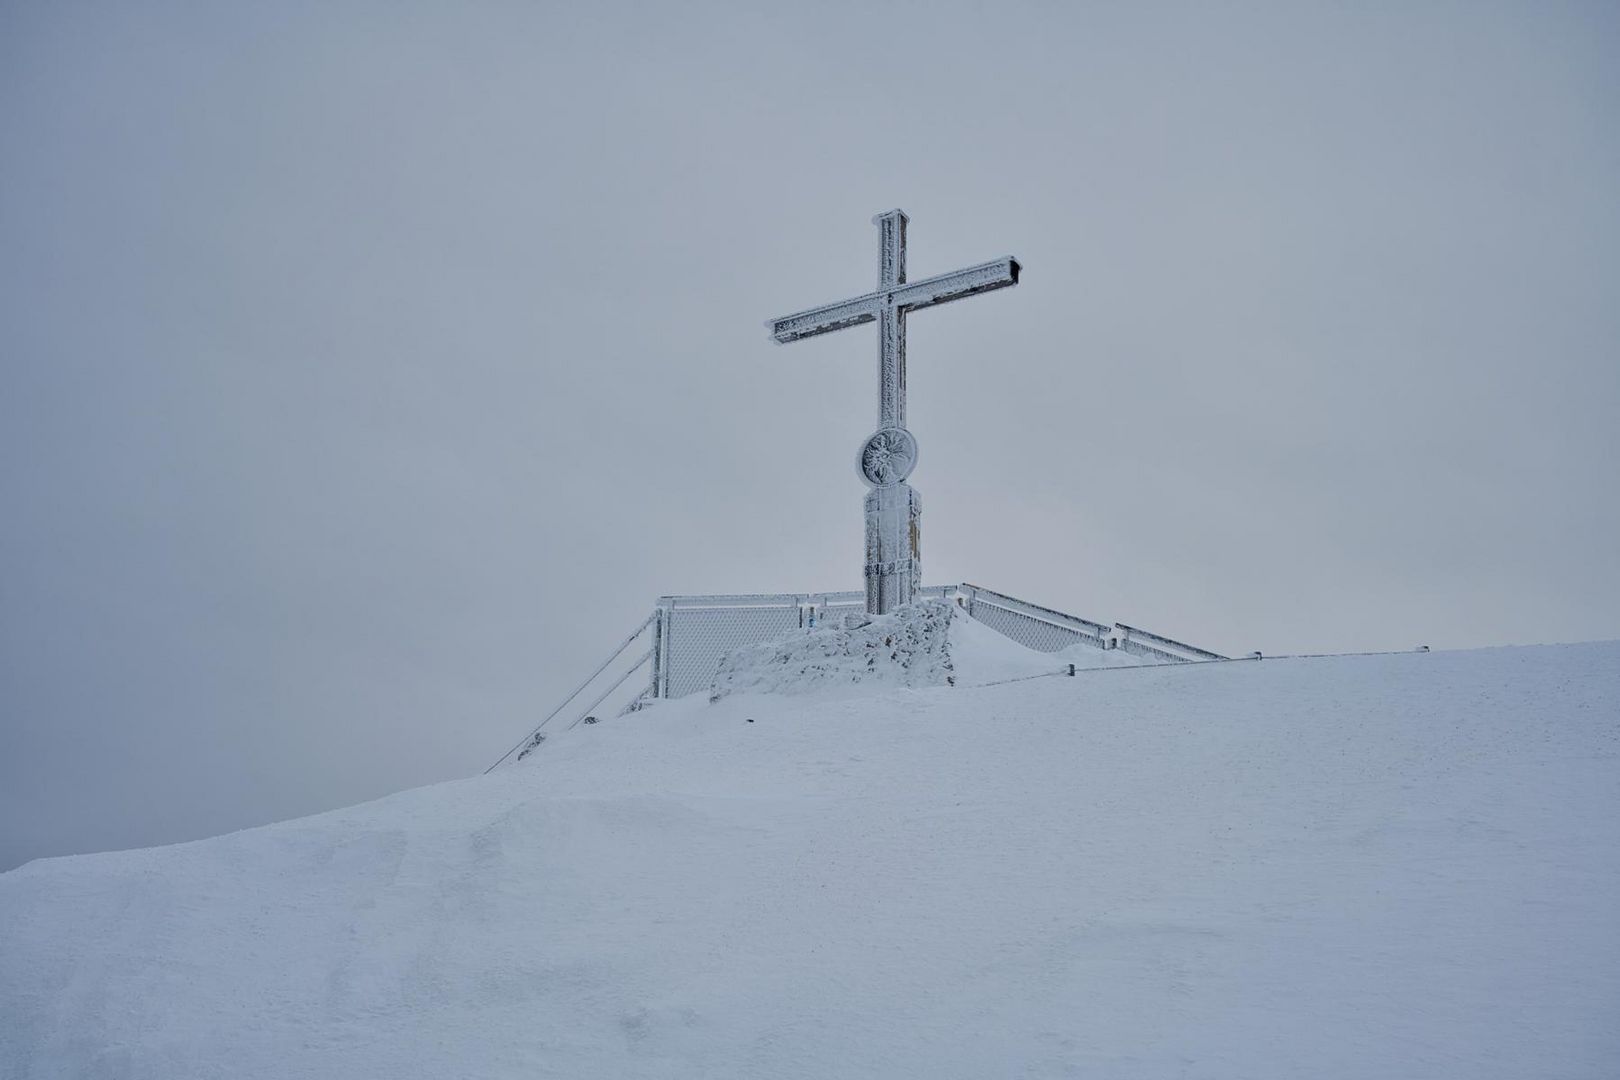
[876,209,907,430]
[767,210,1021,615]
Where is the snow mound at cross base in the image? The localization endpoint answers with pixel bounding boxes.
[710,598,956,700]
[3,642,1619,1079]
[708,598,1155,701]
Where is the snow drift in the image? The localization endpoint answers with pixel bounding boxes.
[2,636,1618,1079]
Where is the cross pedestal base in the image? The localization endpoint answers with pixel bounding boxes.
[864,482,922,615]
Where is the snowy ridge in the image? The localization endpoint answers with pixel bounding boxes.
[3,640,1618,1078]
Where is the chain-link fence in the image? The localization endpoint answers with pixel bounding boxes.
[958,584,1114,653]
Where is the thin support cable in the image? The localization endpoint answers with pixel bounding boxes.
[485,614,655,773]
[968,646,1435,692]
[564,648,655,732]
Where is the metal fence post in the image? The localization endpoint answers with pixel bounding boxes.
[650,607,665,699]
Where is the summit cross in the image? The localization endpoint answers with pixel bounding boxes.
[767,210,1021,615]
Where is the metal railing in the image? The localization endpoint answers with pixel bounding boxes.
[1113,622,1226,663]
[488,583,1223,768]
[959,584,1113,653]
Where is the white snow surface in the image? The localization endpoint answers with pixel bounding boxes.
[3,638,1619,1079]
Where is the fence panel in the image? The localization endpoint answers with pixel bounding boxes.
[658,596,804,699]
[962,584,1111,654]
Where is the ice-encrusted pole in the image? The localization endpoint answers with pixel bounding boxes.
[767,210,1021,614]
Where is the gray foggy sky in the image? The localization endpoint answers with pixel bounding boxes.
[3,1,1617,872]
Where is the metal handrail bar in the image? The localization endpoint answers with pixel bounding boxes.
[659,585,955,609]
[965,595,1108,637]
[969,595,1111,642]
[659,592,805,607]
[1115,623,1226,661]
[978,644,1434,686]
[1116,638,1192,663]
[963,583,1112,637]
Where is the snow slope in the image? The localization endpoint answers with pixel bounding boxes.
[3,639,1618,1079]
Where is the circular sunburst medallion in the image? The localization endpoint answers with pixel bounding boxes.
[858,427,918,487]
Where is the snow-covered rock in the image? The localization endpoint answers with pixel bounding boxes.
[708,598,1159,703]
[709,598,958,700]
[3,641,1618,1079]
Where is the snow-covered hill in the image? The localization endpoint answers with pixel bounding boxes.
[3,636,1618,1079]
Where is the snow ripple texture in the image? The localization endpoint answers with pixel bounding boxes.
[709,598,957,701]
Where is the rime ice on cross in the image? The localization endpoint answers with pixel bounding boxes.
[768,210,1021,615]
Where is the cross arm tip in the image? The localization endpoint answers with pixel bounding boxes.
[765,317,803,344]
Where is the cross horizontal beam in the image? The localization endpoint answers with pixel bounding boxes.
[768,257,1021,344]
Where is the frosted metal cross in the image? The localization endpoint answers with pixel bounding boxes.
[768,210,1021,430]
[767,210,1021,614]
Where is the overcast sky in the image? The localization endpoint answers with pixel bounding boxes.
[3,1,1616,872]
